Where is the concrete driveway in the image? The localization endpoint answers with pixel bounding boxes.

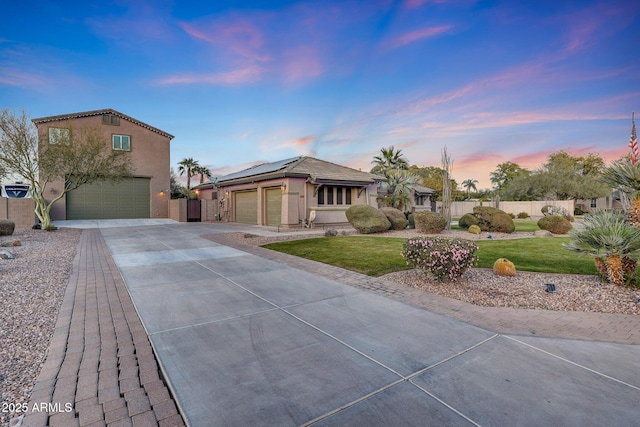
[88,221,640,426]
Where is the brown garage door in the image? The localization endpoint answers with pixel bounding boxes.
[66,177,150,220]
[234,190,257,224]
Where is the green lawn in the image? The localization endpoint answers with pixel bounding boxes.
[452,220,541,232]
[263,234,598,277]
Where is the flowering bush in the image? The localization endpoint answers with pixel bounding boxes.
[402,237,478,282]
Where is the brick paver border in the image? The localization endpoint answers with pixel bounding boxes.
[21,230,185,427]
[205,233,640,345]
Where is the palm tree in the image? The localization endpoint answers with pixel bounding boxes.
[563,210,640,285]
[177,157,199,191]
[371,146,409,175]
[462,178,478,199]
[600,158,640,225]
[193,165,212,184]
[378,170,417,211]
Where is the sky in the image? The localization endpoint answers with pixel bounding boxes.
[1,0,639,189]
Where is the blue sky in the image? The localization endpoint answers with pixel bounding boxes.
[2,0,638,188]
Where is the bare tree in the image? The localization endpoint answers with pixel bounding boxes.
[441,146,453,229]
[0,109,132,229]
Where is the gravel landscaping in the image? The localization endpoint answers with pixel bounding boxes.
[0,228,80,426]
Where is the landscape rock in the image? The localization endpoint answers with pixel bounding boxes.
[380,207,409,230]
[345,205,391,234]
[533,230,554,238]
[0,249,15,259]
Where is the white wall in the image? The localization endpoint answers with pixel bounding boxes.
[436,200,575,218]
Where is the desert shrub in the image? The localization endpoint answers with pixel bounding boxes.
[402,237,478,282]
[380,207,409,230]
[468,224,481,234]
[538,215,572,234]
[574,207,584,216]
[517,212,530,219]
[542,205,572,221]
[345,205,391,234]
[0,220,15,236]
[508,213,515,219]
[472,206,515,233]
[325,229,338,237]
[414,212,446,234]
[493,258,516,276]
[458,213,479,229]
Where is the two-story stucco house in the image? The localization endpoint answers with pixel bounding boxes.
[32,109,173,220]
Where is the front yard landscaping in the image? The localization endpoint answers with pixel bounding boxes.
[263,235,598,277]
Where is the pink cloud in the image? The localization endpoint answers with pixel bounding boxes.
[277,136,317,156]
[381,25,452,50]
[282,46,324,83]
[403,0,451,9]
[155,66,263,86]
[0,68,49,87]
[180,19,270,64]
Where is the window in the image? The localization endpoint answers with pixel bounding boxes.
[102,114,120,125]
[590,198,597,208]
[317,186,352,205]
[48,127,69,144]
[326,186,334,204]
[112,134,131,151]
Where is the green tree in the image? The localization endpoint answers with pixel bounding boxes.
[178,157,199,191]
[504,151,610,201]
[193,164,212,184]
[461,178,478,199]
[0,109,132,229]
[370,146,409,175]
[169,167,185,199]
[490,161,530,192]
[408,165,458,201]
[377,170,417,211]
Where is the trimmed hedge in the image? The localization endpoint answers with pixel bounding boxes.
[537,215,572,234]
[414,212,446,234]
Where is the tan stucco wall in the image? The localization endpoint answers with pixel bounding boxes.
[436,200,576,218]
[36,114,171,220]
[0,197,36,229]
[209,178,380,227]
[169,199,187,222]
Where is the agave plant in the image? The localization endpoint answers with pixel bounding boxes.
[600,158,640,225]
[563,210,640,285]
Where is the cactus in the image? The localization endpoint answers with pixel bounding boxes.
[493,258,516,277]
[468,224,481,234]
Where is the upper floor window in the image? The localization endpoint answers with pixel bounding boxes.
[102,114,120,125]
[112,134,131,151]
[48,127,69,144]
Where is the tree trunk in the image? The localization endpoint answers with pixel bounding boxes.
[622,256,637,286]
[594,257,607,280]
[606,254,624,285]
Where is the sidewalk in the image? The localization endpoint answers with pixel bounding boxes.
[21,229,184,427]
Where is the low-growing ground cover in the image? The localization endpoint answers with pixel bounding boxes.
[263,235,599,277]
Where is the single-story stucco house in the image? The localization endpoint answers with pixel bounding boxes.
[32,109,173,220]
[194,156,386,227]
